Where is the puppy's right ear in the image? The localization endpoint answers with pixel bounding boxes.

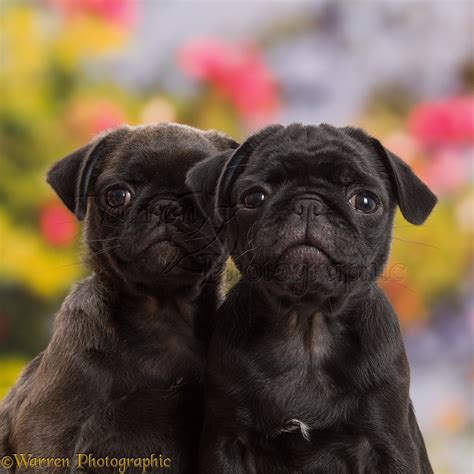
[46,127,129,221]
[217,125,284,208]
[185,129,239,220]
[187,125,284,225]
[186,151,233,224]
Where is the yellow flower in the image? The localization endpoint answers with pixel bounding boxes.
[0,211,83,298]
[53,17,128,67]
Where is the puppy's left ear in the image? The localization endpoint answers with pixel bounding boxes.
[343,127,437,225]
[373,140,437,225]
[46,126,130,221]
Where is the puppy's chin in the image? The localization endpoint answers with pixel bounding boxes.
[102,237,209,293]
[145,240,182,268]
[240,244,356,299]
[133,241,206,283]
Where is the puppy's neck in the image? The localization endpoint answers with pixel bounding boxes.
[228,279,370,357]
[225,279,406,391]
[92,270,219,342]
[242,279,362,319]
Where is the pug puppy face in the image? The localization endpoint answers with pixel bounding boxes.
[187,123,436,303]
[47,123,238,295]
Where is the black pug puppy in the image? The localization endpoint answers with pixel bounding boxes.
[186,124,435,473]
[0,123,238,473]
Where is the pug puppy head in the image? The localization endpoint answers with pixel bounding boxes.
[47,123,238,295]
[187,123,436,304]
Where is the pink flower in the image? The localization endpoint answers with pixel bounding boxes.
[40,200,78,247]
[178,39,230,81]
[178,38,279,126]
[422,149,468,195]
[48,0,136,27]
[409,96,474,148]
[90,100,126,134]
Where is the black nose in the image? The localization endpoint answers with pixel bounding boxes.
[294,197,324,216]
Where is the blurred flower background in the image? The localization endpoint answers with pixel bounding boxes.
[0,1,472,471]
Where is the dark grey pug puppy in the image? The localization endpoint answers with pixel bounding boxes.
[0,123,238,473]
[186,123,435,473]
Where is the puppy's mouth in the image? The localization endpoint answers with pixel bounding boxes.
[138,236,177,252]
[280,244,331,266]
[138,237,211,276]
[149,239,181,259]
[134,237,183,265]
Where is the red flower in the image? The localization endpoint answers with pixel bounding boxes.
[178,38,279,126]
[48,0,136,27]
[40,200,78,247]
[409,96,474,148]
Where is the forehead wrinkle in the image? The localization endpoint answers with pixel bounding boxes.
[245,147,383,191]
[239,124,389,190]
[260,123,360,156]
[111,146,208,181]
[126,123,212,147]
[250,133,364,167]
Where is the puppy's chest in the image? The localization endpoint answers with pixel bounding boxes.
[221,353,372,465]
[234,356,329,434]
[216,312,345,437]
[116,309,206,386]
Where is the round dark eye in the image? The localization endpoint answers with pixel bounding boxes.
[106,189,131,208]
[242,191,266,209]
[349,192,379,214]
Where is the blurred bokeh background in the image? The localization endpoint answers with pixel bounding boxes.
[0,1,472,471]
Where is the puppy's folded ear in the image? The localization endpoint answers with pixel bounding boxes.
[372,140,437,225]
[217,125,284,207]
[186,125,284,224]
[342,127,437,225]
[186,130,239,223]
[46,126,130,221]
[185,151,233,224]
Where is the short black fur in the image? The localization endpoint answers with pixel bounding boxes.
[187,123,434,473]
[0,123,238,473]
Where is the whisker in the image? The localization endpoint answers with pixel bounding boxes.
[49,219,80,225]
[87,237,120,244]
[89,244,123,257]
[233,246,257,262]
[44,260,86,271]
[392,237,439,250]
[44,234,81,245]
[393,225,439,229]
[179,234,220,243]
[94,205,127,224]
[246,246,262,268]
[245,221,258,248]
[93,222,123,231]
